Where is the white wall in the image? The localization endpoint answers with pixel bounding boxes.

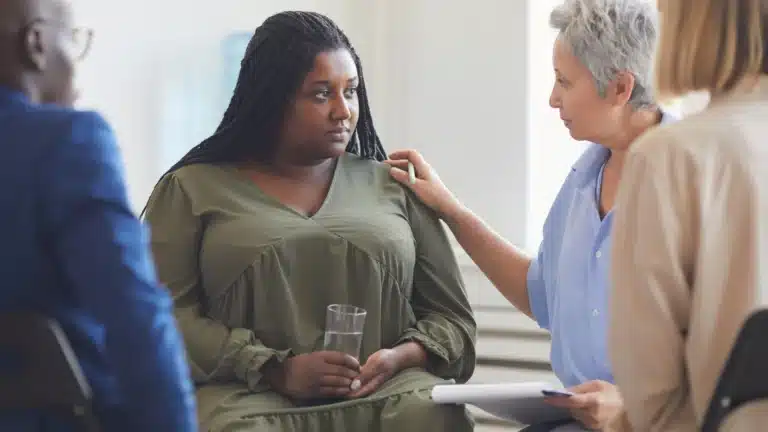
[526,0,588,252]
[365,1,530,249]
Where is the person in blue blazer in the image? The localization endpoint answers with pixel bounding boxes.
[0,0,197,430]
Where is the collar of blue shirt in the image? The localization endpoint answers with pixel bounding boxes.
[570,110,679,181]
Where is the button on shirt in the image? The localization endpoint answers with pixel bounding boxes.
[526,113,677,387]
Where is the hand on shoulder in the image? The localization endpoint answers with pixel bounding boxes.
[383,149,464,222]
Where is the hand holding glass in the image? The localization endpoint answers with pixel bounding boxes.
[323,304,366,360]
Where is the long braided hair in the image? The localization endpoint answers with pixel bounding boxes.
[151,11,385,197]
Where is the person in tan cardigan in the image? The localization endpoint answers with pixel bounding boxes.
[608,0,768,430]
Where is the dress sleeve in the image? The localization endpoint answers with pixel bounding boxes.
[396,191,477,383]
[144,173,291,391]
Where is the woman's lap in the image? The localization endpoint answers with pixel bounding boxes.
[197,368,474,432]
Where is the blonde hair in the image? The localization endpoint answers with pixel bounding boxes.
[655,0,767,100]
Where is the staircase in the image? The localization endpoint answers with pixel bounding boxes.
[456,256,558,431]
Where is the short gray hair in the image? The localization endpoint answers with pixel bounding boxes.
[550,0,659,109]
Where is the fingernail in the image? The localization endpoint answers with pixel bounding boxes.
[350,379,361,391]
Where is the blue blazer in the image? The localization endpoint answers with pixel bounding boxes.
[0,86,196,431]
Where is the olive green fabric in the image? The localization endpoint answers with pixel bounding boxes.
[144,153,477,431]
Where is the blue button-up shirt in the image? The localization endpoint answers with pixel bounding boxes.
[526,113,676,387]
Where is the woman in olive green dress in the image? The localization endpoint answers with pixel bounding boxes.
[143,11,476,432]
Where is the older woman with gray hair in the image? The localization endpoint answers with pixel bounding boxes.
[385,0,671,430]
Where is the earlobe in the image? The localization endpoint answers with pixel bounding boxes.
[23,25,47,71]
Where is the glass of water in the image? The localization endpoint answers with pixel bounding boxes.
[323,304,366,359]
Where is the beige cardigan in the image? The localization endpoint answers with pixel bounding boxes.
[608,76,768,431]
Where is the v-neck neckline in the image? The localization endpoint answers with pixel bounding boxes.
[227,153,345,220]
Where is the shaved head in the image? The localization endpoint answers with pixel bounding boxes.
[0,0,46,28]
[0,0,79,105]
[0,0,67,38]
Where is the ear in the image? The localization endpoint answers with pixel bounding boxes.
[610,71,636,106]
[22,22,48,71]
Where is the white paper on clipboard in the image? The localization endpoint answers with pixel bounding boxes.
[430,381,573,426]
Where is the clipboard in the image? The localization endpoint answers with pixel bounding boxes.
[431,381,573,425]
[701,309,768,432]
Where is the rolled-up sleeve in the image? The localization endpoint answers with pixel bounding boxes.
[526,248,550,330]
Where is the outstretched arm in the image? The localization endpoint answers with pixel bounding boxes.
[386,149,534,317]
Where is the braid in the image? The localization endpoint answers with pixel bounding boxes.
[345,46,387,161]
[142,11,385,216]
[175,11,385,170]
